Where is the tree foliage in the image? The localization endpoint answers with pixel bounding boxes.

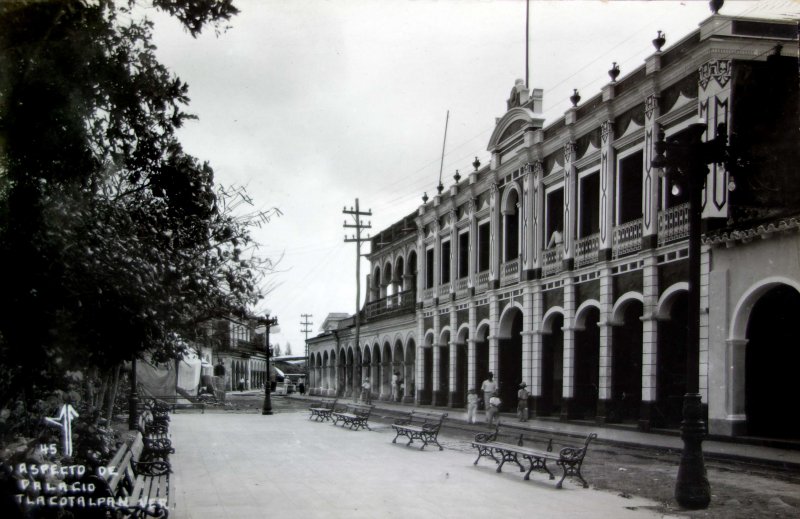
[0,0,275,420]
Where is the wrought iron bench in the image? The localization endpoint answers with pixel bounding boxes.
[331,403,374,431]
[471,421,597,488]
[135,411,174,461]
[86,431,172,518]
[308,398,339,422]
[391,410,448,450]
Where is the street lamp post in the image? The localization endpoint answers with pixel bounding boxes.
[260,314,278,415]
[652,121,728,510]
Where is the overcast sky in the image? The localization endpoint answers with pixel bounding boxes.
[148,0,798,352]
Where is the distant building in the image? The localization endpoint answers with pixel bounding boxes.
[308,12,799,440]
[191,315,267,391]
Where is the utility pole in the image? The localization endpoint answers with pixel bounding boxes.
[301,313,313,382]
[344,199,371,398]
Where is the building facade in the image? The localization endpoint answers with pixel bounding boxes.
[308,13,799,439]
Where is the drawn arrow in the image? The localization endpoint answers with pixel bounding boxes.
[45,404,79,457]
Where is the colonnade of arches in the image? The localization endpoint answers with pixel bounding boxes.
[371,250,418,301]
[308,280,799,439]
[308,337,417,402]
[229,358,267,390]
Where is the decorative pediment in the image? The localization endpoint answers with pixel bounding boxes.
[487,107,544,152]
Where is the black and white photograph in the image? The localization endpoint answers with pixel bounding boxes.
[1,0,799,517]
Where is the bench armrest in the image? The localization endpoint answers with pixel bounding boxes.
[133,459,171,476]
[474,432,496,443]
[558,446,587,462]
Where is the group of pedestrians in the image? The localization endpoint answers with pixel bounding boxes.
[358,370,531,427]
[466,372,530,426]
[360,371,404,404]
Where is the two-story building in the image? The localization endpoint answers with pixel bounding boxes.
[307,12,799,440]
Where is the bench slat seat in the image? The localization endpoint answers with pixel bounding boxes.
[331,403,373,431]
[471,422,597,488]
[308,398,338,422]
[391,410,448,450]
[90,431,172,518]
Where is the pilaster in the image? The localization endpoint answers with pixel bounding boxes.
[489,182,500,288]
[698,59,732,221]
[599,121,615,257]
[563,142,577,268]
[642,94,661,248]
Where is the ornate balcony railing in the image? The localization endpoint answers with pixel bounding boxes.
[658,202,690,246]
[365,289,416,319]
[574,233,600,268]
[500,258,520,286]
[542,244,564,276]
[475,269,490,293]
[422,287,435,301]
[454,277,469,291]
[612,218,643,258]
[438,282,451,298]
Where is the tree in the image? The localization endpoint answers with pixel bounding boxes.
[285,342,292,356]
[273,343,282,357]
[0,0,276,437]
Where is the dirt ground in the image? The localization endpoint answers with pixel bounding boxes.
[220,393,800,518]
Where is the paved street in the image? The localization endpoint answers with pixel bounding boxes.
[169,408,667,519]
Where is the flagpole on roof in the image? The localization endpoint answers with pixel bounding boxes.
[526,0,530,88]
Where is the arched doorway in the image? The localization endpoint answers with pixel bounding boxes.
[422,344,433,405]
[542,312,564,417]
[346,347,354,398]
[498,307,523,412]
[745,285,800,439]
[436,330,450,407]
[404,339,416,403]
[393,340,404,402]
[574,306,600,419]
[611,300,644,423]
[657,292,688,428]
[362,347,371,401]
[455,327,469,407]
[474,324,490,393]
[372,344,382,399]
[382,342,392,400]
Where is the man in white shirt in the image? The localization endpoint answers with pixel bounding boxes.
[480,372,497,411]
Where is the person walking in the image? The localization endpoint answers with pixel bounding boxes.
[361,377,372,404]
[391,371,399,401]
[238,376,245,392]
[480,372,497,411]
[517,382,530,422]
[486,392,501,426]
[466,388,479,424]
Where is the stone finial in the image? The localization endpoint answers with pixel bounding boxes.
[652,30,666,52]
[570,89,581,108]
[608,62,620,82]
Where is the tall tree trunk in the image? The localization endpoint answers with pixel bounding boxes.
[96,371,109,417]
[105,364,121,423]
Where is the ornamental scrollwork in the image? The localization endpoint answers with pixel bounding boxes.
[601,121,613,144]
[645,95,658,120]
[564,141,576,163]
[698,60,731,90]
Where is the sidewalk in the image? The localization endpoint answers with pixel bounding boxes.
[288,394,800,469]
[169,410,670,519]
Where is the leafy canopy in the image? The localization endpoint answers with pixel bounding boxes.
[0,0,278,412]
